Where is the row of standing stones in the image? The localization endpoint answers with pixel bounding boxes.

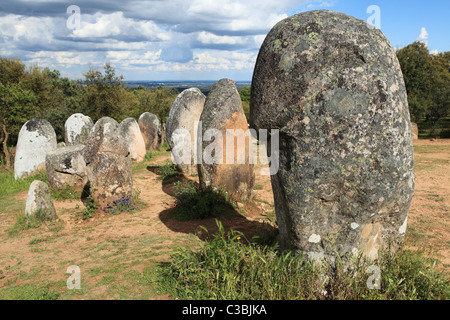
[17,10,416,266]
[17,112,161,217]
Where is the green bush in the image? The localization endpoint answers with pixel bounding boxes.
[156,161,179,182]
[74,194,97,220]
[171,181,236,221]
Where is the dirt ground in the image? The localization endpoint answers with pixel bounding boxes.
[0,139,448,299]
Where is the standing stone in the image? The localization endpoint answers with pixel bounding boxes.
[85,152,133,209]
[166,88,206,175]
[25,180,57,220]
[64,113,94,146]
[138,112,160,151]
[250,10,415,263]
[14,119,57,179]
[45,145,88,192]
[198,79,255,200]
[84,117,132,209]
[83,117,129,164]
[411,123,419,140]
[119,118,146,162]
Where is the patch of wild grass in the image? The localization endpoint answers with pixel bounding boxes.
[157,220,450,300]
[9,209,58,236]
[171,180,236,221]
[50,184,81,201]
[0,283,60,300]
[0,170,47,200]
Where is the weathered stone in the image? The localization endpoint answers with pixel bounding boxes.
[83,117,132,209]
[198,78,255,200]
[64,113,94,146]
[45,145,88,191]
[411,122,418,140]
[14,119,57,179]
[138,112,160,151]
[250,10,415,263]
[119,118,146,162]
[83,117,129,164]
[25,180,57,220]
[85,152,133,209]
[166,88,206,175]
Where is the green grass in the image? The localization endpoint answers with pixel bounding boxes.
[0,170,47,200]
[156,220,450,300]
[8,209,59,236]
[0,283,60,300]
[50,184,82,201]
[170,180,237,221]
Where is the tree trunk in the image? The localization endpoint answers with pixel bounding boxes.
[2,119,10,171]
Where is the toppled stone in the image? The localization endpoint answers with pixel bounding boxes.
[14,119,57,179]
[45,144,88,191]
[250,10,415,263]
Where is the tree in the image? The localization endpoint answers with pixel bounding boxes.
[396,42,433,123]
[79,64,138,122]
[133,86,178,123]
[239,86,251,120]
[427,52,450,125]
[0,82,38,169]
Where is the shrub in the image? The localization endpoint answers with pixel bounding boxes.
[156,161,179,182]
[74,194,97,220]
[171,181,236,221]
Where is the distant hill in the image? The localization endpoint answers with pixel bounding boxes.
[124,80,251,95]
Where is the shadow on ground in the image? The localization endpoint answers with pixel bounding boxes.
[147,165,277,243]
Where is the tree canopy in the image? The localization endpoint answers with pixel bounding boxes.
[396,42,449,125]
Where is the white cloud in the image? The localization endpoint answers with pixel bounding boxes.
[72,12,171,41]
[197,31,245,45]
[0,0,325,79]
[416,27,429,47]
[430,49,439,55]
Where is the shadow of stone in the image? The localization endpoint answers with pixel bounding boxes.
[158,189,277,244]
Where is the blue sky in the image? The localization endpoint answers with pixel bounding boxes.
[0,0,448,81]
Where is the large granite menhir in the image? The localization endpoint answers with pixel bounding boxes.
[64,113,93,146]
[250,10,415,263]
[14,119,57,179]
[84,117,132,209]
[198,79,255,200]
[166,88,206,175]
[138,112,160,151]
